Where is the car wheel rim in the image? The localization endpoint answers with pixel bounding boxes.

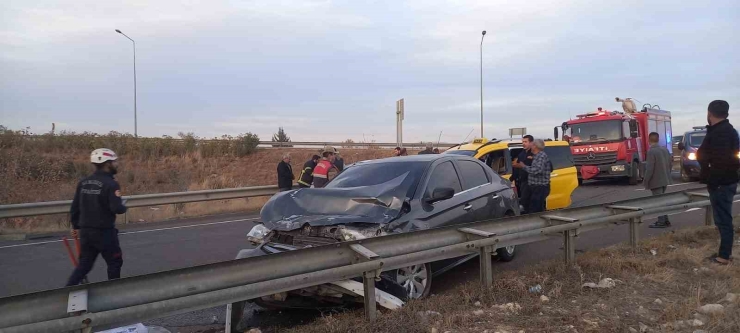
[505,246,515,255]
[396,264,428,299]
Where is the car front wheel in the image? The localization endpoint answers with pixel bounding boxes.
[496,245,516,262]
[395,263,432,300]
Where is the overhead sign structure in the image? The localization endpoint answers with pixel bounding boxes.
[509,127,527,138]
[396,99,404,148]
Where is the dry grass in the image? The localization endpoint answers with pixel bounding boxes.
[0,146,401,233]
[282,227,740,333]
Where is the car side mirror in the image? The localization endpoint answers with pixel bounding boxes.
[427,187,455,203]
[677,142,685,151]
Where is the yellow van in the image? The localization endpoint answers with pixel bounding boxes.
[444,138,578,210]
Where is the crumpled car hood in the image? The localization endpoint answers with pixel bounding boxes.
[260,173,408,231]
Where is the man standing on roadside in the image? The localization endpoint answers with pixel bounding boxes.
[277,153,294,192]
[644,132,674,228]
[698,100,739,265]
[333,148,345,172]
[313,146,336,188]
[514,139,552,213]
[298,155,320,188]
[66,148,127,286]
[418,142,435,155]
[393,147,401,157]
[512,135,535,211]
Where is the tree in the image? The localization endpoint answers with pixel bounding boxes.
[271,127,292,147]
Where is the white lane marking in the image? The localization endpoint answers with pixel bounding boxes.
[0,218,259,250]
[634,182,698,191]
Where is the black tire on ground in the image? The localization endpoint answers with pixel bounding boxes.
[496,245,516,262]
[628,161,639,185]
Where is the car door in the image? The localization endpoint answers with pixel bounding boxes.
[454,159,505,222]
[544,144,578,209]
[414,160,470,229]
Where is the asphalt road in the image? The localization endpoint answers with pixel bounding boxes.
[0,174,729,331]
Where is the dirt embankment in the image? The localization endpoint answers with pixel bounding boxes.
[282,227,740,333]
[0,147,399,233]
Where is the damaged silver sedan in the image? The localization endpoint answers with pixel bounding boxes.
[229,155,519,324]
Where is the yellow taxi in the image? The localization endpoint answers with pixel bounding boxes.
[445,138,578,210]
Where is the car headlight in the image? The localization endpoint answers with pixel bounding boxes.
[688,152,697,161]
[247,224,271,245]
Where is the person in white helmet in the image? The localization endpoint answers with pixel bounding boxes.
[66,148,128,286]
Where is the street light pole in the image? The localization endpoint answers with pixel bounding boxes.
[115,29,137,138]
[480,30,486,138]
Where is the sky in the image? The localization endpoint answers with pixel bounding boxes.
[1,0,738,144]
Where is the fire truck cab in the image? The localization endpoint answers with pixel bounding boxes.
[556,106,672,185]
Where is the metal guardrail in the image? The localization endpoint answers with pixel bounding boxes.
[0,185,282,219]
[0,185,720,333]
[259,141,457,148]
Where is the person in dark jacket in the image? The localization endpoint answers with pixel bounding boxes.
[333,148,345,172]
[644,132,674,228]
[298,155,320,188]
[277,154,294,191]
[66,148,128,286]
[512,135,535,210]
[698,100,739,265]
[418,142,435,155]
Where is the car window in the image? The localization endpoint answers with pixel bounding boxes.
[458,160,490,190]
[327,161,427,198]
[425,161,462,198]
[544,146,575,170]
[688,132,706,147]
[480,150,507,175]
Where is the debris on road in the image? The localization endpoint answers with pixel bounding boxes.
[540,295,550,303]
[650,249,658,256]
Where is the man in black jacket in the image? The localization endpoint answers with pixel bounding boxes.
[698,100,739,265]
[298,155,320,188]
[277,153,294,192]
[66,148,128,286]
[512,135,535,210]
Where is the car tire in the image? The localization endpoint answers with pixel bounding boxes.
[628,161,639,185]
[496,245,516,262]
[395,263,432,300]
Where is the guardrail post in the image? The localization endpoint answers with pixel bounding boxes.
[479,245,494,287]
[629,217,641,251]
[363,271,377,321]
[705,206,714,226]
[564,230,576,265]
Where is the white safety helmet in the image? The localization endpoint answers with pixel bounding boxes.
[90,148,118,164]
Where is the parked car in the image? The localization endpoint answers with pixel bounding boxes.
[445,138,578,210]
[231,155,519,318]
[677,127,706,182]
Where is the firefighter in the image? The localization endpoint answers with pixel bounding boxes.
[298,155,320,188]
[312,146,336,188]
[66,148,128,286]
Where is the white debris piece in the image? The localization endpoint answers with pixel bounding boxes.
[688,319,704,327]
[540,295,550,303]
[583,278,616,289]
[473,309,485,316]
[650,249,658,256]
[474,301,482,307]
[697,304,724,315]
[492,303,522,314]
[97,324,148,333]
[654,298,663,305]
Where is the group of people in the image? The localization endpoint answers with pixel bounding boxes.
[511,136,553,214]
[63,100,737,288]
[393,142,440,156]
[277,145,344,190]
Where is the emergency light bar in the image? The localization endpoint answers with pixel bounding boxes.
[575,108,622,119]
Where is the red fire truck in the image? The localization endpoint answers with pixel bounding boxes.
[556,106,672,185]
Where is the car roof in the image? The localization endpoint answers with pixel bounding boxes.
[352,154,479,166]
